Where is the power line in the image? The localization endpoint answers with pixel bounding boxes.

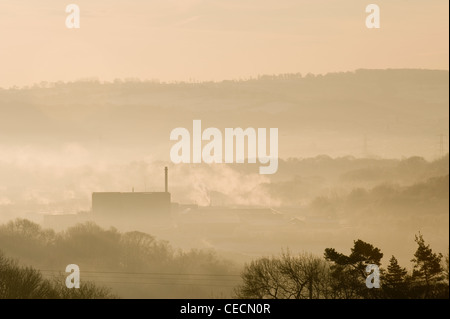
[42,273,242,283]
[39,269,241,277]
[40,272,240,287]
[83,276,241,283]
[78,281,237,288]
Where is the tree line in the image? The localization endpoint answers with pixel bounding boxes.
[235,234,449,299]
[0,219,237,298]
[0,252,114,299]
[1,219,447,299]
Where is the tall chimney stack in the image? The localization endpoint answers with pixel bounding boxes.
[165,166,168,193]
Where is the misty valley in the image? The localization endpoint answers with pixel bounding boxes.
[0,70,448,299]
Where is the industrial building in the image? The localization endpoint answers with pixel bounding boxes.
[92,167,171,227]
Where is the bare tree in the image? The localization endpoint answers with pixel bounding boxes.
[0,251,115,299]
[235,251,332,299]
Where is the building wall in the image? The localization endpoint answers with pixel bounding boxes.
[92,192,171,223]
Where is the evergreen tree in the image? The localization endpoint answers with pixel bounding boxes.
[411,233,443,298]
[444,252,449,283]
[384,255,409,298]
[324,239,383,298]
[386,256,408,285]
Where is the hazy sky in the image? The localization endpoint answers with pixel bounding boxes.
[0,0,448,87]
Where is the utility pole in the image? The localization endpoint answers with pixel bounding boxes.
[439,133,445,158]
[363,134,368,157]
